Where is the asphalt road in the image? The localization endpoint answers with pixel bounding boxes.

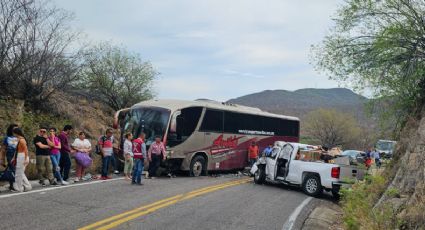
[0,175,320,230]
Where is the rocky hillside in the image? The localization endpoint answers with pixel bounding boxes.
[377,108,425,228]
[0,94,114,179]
[228,88,369,122]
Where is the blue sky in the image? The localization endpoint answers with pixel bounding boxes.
[55,0,343,101]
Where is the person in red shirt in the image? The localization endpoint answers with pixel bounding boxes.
[132,133,146,185]
[248,141,259,167]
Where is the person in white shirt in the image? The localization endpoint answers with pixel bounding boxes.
[71,132,92,182]
[123,132,134,180]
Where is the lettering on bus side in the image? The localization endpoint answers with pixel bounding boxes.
[212,135,243,148]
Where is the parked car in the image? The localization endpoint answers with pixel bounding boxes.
[341,150,366,165]
[250,142,362,198]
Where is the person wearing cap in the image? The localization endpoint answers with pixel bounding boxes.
[147,136,166,179]
[33,126,56,186]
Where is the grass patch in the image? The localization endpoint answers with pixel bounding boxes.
[385,188,400,198]
[340,174,402,230]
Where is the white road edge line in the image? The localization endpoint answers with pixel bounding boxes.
[282,197,313,230]
[0,178,124,199]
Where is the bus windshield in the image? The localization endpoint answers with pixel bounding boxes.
[122,107,170,145]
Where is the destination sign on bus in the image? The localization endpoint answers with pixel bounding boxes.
[238,130,275,136]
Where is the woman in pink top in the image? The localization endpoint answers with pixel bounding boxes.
[48,127,68,185]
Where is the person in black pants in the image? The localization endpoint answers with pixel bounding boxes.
[147,136,166,178]
[58,125,73,181]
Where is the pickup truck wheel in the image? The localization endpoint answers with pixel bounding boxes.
[254,166,266,184]
[302,174,323,197]
[190,156,206,177]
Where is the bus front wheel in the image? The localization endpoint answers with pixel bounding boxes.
[190,155,206,177]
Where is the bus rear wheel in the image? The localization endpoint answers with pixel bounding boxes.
[190,155,206,177]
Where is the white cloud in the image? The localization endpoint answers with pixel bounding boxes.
[222,69,265,79]
[54,0,344,100]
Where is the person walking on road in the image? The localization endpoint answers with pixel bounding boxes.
[48,128,68,185]
[248,141,259,167]
[98,129,115,180]
[132,133,147,185]
[147,136,166,179]
[123,132,134,180]
[11,128,32,192]
[72,132,92,182]
[372,148,381,168]
[0,124,19,190]
[34,126,56,186]
[58,125,73,181]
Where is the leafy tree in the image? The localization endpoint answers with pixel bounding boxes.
[80,42,157,111]
[0,0,81,108]
[312,0,425,128]
[303,109,362,149]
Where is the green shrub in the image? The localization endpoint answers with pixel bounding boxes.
[385,188,400,198]
[340,175,401,230]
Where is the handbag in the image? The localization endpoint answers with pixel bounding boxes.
[74,152,93,168]
[0,165,15,182]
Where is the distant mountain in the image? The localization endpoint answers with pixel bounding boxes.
[228,88,370,124]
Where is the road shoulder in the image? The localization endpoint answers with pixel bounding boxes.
[301,200,344,230]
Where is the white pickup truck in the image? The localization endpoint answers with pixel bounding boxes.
[250,141,360,198]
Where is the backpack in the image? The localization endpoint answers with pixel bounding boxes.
[95,136,108,155]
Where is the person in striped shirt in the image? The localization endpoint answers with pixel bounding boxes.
[147,136,166,179]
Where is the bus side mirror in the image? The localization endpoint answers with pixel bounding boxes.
[170,111,182,133]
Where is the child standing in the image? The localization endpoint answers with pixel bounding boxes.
[123,133,134,180]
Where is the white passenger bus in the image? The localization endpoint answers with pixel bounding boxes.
[114,99,300,176]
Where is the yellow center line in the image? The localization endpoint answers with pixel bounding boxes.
[78,178,251,230]
[96,179,250,230]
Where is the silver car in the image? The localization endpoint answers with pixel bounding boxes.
[341,150,366,165]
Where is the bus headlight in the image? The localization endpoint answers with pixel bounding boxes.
[166,150,174,158]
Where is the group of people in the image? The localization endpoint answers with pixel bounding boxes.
[365,148,381,169]
[247,141,274,167]
[122,132,166,185]
[0,123,168,192]
[0,124,92,192]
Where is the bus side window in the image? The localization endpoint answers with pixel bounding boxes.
[200,109,224,132]
[167,107,203,147]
